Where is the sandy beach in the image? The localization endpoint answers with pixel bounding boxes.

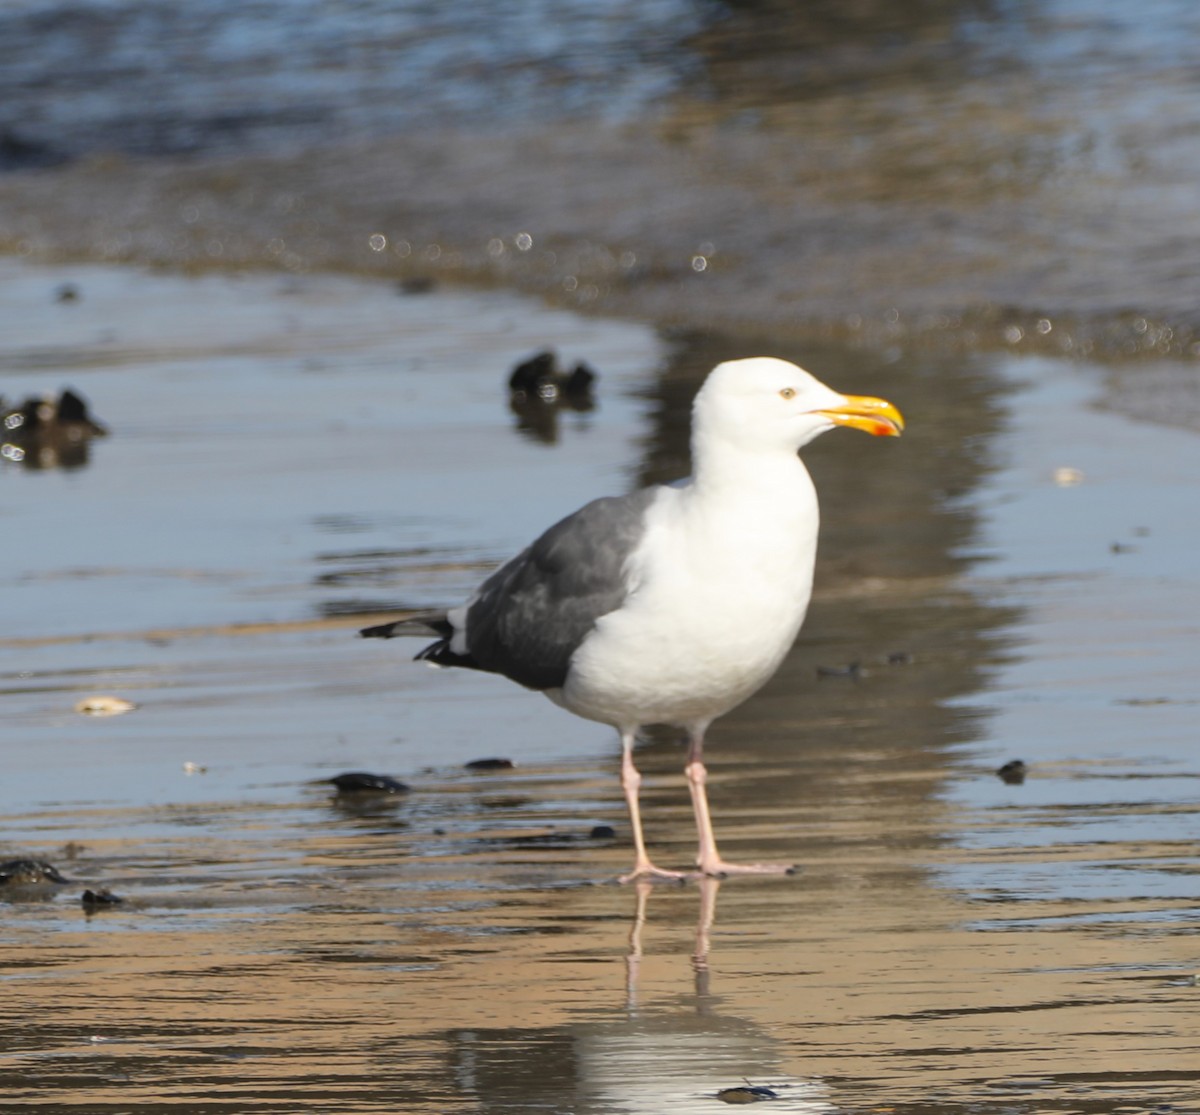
[2,3,1199,1111]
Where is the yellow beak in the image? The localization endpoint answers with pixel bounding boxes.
[819,395,905,437]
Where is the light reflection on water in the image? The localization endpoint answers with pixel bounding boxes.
[1,264,1198,1111]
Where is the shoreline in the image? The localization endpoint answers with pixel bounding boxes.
[2,120,1198,374]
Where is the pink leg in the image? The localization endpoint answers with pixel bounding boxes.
[618,730,686,884]
[684,728,797,878]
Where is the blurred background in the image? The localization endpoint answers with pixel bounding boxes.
[2,0,1200,361]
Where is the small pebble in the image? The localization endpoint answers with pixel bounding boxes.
[589,824,617,840]
[465,758,515,771]
[74,695,137,717]
[816,662,864,680]
[717,1084,779,1104]
[1053,466,1084,486]
[397,277,435,295]
[182,761,208,776]
[81,889,124,910]
[996,759,1027,785]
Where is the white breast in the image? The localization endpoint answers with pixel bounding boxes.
[560,463,819,729]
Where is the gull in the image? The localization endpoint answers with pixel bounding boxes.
[363,357,904,880]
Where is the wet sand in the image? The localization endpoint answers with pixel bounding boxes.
[2,261,1198,1112]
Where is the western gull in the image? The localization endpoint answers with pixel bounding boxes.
[363,357,904,881]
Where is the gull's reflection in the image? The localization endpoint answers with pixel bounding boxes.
[692,874,718,996]
[624,879,650,1001]
[594,879,835,1110]
[452,877,833,1113]
[626,876,721,1003]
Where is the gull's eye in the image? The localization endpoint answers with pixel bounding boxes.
[779,387,796,400]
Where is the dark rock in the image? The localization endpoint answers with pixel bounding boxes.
[717,1083,780,1104]
[508,351,597,409]
[561,361,597,402]
[507,350,558,398]
[0,128,66,170]
[2,387,108,470]
[329,771,410,794]
[397,277,435,295]
[0,859,69,886]
[997,759,1027,785]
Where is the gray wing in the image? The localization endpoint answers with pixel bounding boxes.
[420,487,659,691]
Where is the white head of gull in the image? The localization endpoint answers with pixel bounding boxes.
[364,356,904,881]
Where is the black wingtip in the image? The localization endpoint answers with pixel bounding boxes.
[360,621,400,639]
[413,636,449,662]
[414,637,482,671]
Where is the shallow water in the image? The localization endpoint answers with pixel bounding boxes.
[2,262,1198,1111]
